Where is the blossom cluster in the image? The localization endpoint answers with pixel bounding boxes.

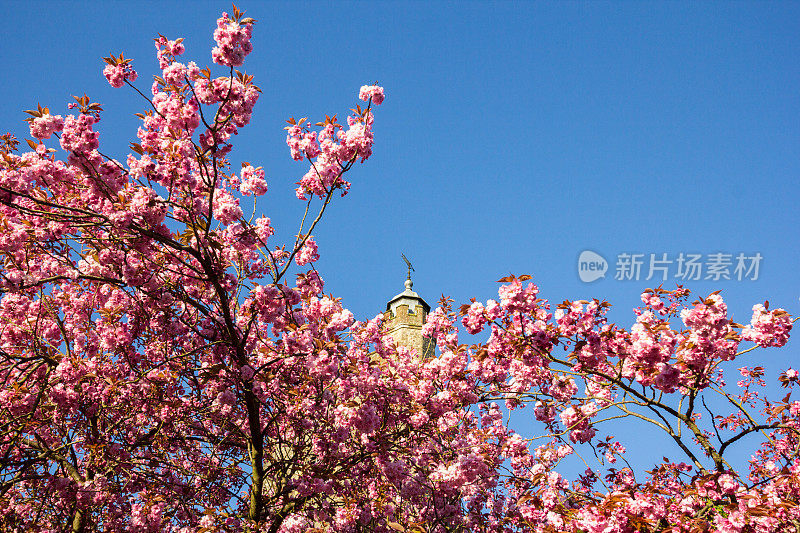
[286,85,384,200]
[29,112,65,140]
[103,62,138,88]
[211,11,253,67]
[741,303,793,347]
[155,36,185,68]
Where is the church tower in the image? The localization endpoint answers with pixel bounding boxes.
[383,265,435,359]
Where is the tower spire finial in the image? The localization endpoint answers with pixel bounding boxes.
[401,253,414,289]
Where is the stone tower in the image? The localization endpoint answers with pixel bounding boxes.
[384,276,435,359]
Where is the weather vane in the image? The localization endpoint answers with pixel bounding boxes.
[401,253,414,282]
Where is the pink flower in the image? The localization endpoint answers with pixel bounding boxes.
[29,113,64,140]
[162,62,187,85]
[741,304,793,348]
[212,188,243,224]
[211,12,254,67]
[254,216,274,242]
[60,114,99,154]
[549,374,577,401]
[240,165,268,196]
[295,237,319,266]
[462,301,487,334]
[358,84,385,105]
[103,62,137,88]
[718,473,740,494]
[103,64,125,88]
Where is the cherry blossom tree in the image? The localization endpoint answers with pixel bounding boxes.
[435,282,797,532]
[0,6,798,533]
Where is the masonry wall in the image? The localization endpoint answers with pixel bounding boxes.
[384,303,435,358]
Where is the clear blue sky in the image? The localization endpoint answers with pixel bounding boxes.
[1,1,798,470]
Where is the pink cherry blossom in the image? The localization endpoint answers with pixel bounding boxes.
[294,237,319,266]
[740,303,793,347]
[211,11,253,67]
[359,84,385,105]
[28,112,64,139]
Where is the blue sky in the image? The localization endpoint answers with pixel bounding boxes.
[1,1,798,470]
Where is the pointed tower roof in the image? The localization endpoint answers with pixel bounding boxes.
[386,277,430,316]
